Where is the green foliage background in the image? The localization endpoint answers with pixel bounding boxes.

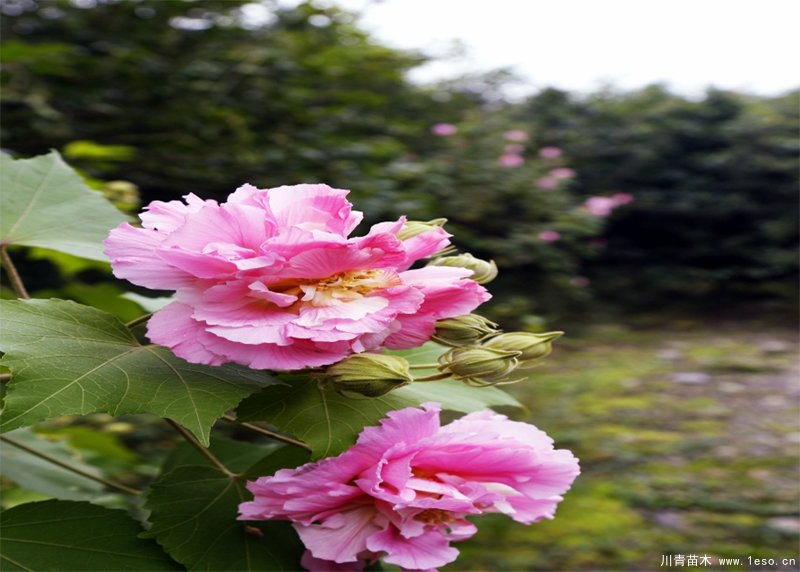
[2,0,797,321]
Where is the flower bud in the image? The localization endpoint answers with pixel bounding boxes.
[438,346,521,386]
[483,331,563,369]
[433,314,500,347]
[320,353,413,397]
[428,253,498,284]
[396,218,448,241]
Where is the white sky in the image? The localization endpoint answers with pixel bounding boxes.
[291,0,800,98]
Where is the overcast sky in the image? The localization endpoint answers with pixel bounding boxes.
[294,0,799,98]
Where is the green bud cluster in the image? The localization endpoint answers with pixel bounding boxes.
[427,253,498,284]
[435,328,564,386]
[318,353,413,397]
[483,332,563,369]
[433,314,500,347]
[438,345,522,387]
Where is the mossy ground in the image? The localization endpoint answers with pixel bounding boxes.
[449,320,800,571]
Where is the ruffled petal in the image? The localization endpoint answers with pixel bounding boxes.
[367,525,458,570]
[104,224,195,290]
[146,302,227,365]
[295,506,382,564]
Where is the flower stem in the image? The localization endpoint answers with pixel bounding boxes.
[221,414,311,452]
[164,418,237,477]
[0,373,11,382]
[408,363,440,370]
[125,313,152,329]
[0,435,141,496]
[0,247,30,299]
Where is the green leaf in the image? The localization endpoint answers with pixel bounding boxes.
[143,465,304,571]
[241,444,310,479]
[161,436,280,475]
[37,425,137,462]
[121,291,175,313]
[0,151,128,261]
[0,499,181,571]
[0,428,105,502]
[0,298,278,445]
[35,282,145,322]
[237,363,521,459]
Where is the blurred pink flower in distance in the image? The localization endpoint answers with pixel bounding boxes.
[538,230,561,242]
[550,167,575,180]
[499,154,524,168]
[570,276,591,287]
[538,146,562,159]
[105,184,489,370]
[536,177,558,189]
[240,403,579,571]
[503,129,529,142]
[611,192,634,205]
[431,123,457,137]
[504,143,524,154]
[584,196,617,217]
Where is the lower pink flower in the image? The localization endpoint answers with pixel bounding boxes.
[239,403,579,571]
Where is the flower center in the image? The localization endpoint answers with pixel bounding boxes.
[272,269,401,308]
[414,508,453,526]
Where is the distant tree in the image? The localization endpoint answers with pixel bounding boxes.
[517,86,800,307]
[1,0,449,203]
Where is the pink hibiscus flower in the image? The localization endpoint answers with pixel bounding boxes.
[104,184,489,370]
[239,403,579,571]
[538,230,561,242]
[498,154,524,168]
[538,146,562,159]
[536,177,558,189]
[503,129,529,142]
[431,123,457,137]
[611,192,634,205]
[550,167,576,180]
[584,196,617,217]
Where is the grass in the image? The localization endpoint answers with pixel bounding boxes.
[446,320,800,571]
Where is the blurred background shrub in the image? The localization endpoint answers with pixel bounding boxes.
[2,0,797,325]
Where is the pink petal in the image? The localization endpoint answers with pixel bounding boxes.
[157,247,239,279]
[397,227,452,270]
[440,410,555,449]
[139,193,211,233]
[353,404,441,459]
[300,551,366,572]
[295,506,382,564]
[267,184,363,237]
[104,224,195,290]
[146,302,227,365]
[367,525,459,570]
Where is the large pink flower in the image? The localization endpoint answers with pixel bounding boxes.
[104,184,489,370]
[239,403,579,571]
